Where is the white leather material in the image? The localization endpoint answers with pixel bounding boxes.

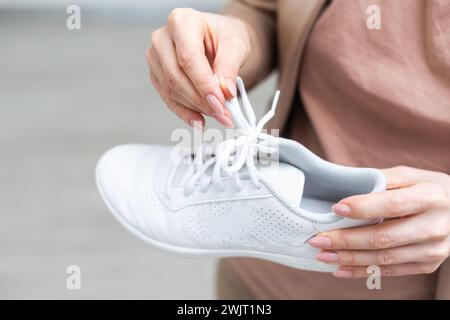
[176,197,318,257]
[97,144,316,254]
[259,162,305,208]
[96,144,195,246]
[159,179,274,211]
[150,148,276,210]
[96,141,385,272]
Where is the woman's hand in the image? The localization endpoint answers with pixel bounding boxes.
[147,8,252,128]
[309,166,450,278]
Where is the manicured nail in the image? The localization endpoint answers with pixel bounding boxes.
[315,251,339,263]
[333,270,353,278]
[219,77,237,100]
[206,94,224,115]
[213,113,233,128]
[331,203,351,216]
[308,236,332,248]
[189,120,203,130]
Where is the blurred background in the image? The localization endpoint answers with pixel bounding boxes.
[0,0,276,299]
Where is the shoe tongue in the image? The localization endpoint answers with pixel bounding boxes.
[259,162,305,208]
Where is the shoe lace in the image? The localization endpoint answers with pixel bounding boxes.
[169,77,280,197]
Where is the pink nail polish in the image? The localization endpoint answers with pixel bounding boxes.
[308,236,332,248]
[225,78,237,98]
[333,270,353,278]
[316,252,339,263]
[206,94,224,115]
[331,203,351,216]
[213,113,233,128]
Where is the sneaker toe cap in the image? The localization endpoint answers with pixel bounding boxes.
[96,144,169,234]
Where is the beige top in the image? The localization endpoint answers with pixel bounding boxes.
[223,0,450,299]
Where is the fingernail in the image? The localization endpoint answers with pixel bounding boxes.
[315,251,339,263]
[213,113,233,128]
[222,77,237,99]
[206,94,224,115]
[189,120,203,130]
[308,236,332,249]
[333,270,353,278]
[226,78,237,97]
[331,203,351,216]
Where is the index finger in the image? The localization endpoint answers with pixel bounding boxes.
[168,10,225,108]
[311,214,431,250]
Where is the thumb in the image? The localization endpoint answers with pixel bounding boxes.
[213,44,245,100]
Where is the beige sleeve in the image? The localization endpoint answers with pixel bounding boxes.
[222,0,277,88]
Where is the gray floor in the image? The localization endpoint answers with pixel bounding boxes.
[0,9,276,299]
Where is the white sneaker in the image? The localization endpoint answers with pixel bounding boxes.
[96,77,385,272]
